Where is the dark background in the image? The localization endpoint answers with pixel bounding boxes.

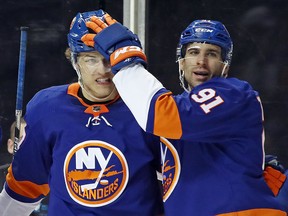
[0,0,287,167]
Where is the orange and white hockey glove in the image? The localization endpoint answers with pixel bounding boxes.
[81,10,147,74]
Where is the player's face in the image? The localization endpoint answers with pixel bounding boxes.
[180,42,227,89]
[77,51,118,102]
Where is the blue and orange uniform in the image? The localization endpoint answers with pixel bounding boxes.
[1,83,163,216]
[113,63,287,216]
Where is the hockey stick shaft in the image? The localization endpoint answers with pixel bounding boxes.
[13,26,28,155]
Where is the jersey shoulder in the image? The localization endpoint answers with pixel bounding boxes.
[192,77,259,101]
[27,84,70,111]
[25,84,71,124]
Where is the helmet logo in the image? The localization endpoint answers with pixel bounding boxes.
[195,28,213,33]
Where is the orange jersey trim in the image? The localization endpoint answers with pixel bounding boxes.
[67,83,120,116]
[67,83,120,106]
[6,165,49,199]
[154,92,182,139]
[216,208,287,216]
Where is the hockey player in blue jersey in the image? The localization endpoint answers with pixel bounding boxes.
[80,11,287,215]
[0,10,164,216]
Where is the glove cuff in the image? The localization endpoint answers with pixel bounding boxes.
[110,46,147,66]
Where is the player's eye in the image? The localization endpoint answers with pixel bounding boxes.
[84,57,100,64]
[187,49,199,56]
[205,49,221,59]
[207,52,217,57]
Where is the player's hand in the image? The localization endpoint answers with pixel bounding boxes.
[264,155,287,196]
[81,11,147,74]
[81,13,117,47]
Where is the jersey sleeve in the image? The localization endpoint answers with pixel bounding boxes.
[113,64,263,141]
[0,188,41,216]
[4,90,52,204]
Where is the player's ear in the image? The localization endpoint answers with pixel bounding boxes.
[71,58,80,72]
[179,59,185,71]
[221,61,229,78]
[74,63,80,71]
[223,65,229,78]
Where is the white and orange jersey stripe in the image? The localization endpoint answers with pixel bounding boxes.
[114,64,182,139]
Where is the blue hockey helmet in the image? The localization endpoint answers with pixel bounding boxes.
[176,20,233,65]
[67,10,105,53]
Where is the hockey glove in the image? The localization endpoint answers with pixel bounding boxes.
[264,155,287,196]
[81,12,147,74]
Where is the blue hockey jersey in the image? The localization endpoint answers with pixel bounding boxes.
[4,83,163,216]
[113,64,287,216]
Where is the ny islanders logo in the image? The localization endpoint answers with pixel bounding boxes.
[64,140,129,207]
[160,137,181,202]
